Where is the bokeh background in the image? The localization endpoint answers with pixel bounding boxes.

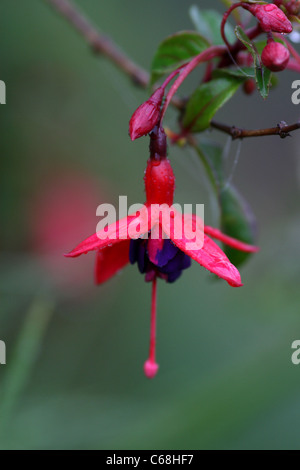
[1,0,300,450]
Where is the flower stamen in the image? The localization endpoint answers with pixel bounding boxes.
[144,277,159,379]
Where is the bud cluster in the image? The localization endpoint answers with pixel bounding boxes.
[242,2,292,73]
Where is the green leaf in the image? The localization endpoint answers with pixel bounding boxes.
[235,26,272,99]
[254,65,271,100]
[192,139,224,191]
[254,40,267,55]
[254,36,285,56]
[213,67,254,80]
[150,31,210,85]
[183,76,243,132]
[190,140,257,267]
[189,6,236,45]
[0,297,54,435]
[219,185,257,266]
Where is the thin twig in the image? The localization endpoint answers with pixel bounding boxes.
[45,0,149,87]
[44,0,300,139]
[210,120,300,140]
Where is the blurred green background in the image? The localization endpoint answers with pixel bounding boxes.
[1,0,300,450]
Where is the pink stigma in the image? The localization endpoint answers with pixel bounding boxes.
[144,359,159,378]
[144,277,159,379]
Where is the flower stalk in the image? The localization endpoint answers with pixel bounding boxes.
[144,277,159,379]
[160,45,226,123]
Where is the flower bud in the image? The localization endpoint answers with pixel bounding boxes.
[274,0,300,15]
[286,0,300,16]
[129,87,164,141]
[243,3,293,33]
[261,40,290,71]
[243,78,256,95]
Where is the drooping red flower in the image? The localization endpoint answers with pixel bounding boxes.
[66,127,258,378]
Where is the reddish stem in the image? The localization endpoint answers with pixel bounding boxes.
[217,24,263,68]
[160,45,225,123]
[221,2,246,48]
[202,60,214,83]
[287,59,300,72]
[161,67,183,90]
[276,34,300,65]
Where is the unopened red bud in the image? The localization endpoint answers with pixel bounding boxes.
[243,3,293,33]
[286,0,300,15]
[261,40,290,71]
[129,87,164,141]
[243,78,256,95]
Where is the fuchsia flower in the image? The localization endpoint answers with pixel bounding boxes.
[66,127,258,378]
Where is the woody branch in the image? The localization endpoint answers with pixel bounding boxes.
[45,0,300,140]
